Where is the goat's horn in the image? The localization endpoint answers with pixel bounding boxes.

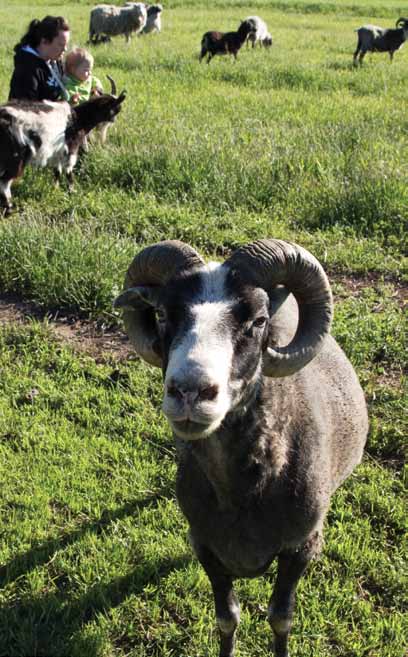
[226,239,333,377]
[114,241,205,367]
[396,17,407,27]
[107,75,117,96]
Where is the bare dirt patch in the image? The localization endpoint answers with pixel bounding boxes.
[0,270,406,360]
[329,272,408,309]
[0,295,134,362]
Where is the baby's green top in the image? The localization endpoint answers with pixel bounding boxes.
[63,74,103,104]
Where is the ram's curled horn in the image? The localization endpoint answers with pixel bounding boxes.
[226,239,333,377]
[107,74,117,96]
[396,17,408,27]
[114,240,205,367]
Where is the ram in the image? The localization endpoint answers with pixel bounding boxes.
[353,17,408,65]
[0,80,125,214]
[114,239,368,657]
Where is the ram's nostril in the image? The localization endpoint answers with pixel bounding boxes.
[199,384,219,401]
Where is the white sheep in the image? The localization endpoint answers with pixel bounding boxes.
[89,3,147,44]
[244,15,273,48]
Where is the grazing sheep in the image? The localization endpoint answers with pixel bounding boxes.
[353,17,408,65]
[142,4,163,34]
[199,20,254,63]
[244,15,273,48]
[89,3,147,44]
[114,239,368,657]
[0,79,126,214]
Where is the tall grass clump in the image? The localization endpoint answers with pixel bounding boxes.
[0,218,134,317]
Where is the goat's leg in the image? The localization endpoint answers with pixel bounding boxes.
[353,39,361,66]
[194,544,240,657]
[54,166,62,186]
[358,49,366,66]
[0,179,13,216]
[389,50,395,62]
[66,171,74,191]
[268,532,322,657]
[98,123,109,145]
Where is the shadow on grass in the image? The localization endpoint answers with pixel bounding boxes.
[0,493,172,587]
[0,492,191,657]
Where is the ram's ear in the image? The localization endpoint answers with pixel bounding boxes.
[114,286,161,310]
[114,285,163,367]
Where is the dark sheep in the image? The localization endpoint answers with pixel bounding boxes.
[114,239,368,657]
[199,20,254,63]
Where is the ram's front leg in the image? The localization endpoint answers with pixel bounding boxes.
[268,532,322,657]
[194,543,240,657]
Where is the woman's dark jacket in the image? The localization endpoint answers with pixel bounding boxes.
[9,46,63,101]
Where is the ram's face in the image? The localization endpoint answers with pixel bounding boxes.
[157,264,270,440]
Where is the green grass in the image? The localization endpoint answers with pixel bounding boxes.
[0,308,406,657]
[0,1,407,656]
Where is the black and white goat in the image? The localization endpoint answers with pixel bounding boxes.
[0,80,126,214]
[114,239,368,657]
[199,20,254,63]
[353,17,408,65]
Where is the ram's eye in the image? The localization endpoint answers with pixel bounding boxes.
[252,316,268,329]
[156,308,167,325]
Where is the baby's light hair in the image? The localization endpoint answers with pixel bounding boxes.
[65,47,94,76]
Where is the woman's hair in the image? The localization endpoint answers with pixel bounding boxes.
[64,47,94,76]
[15,15,69,52]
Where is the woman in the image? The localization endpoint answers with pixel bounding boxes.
[9,15,70,101]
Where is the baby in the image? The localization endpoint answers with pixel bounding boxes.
[63,47,103,105]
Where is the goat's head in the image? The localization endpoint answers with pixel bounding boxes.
[395,17,408,29]
[114,240,333,440]
[74,76,126,127]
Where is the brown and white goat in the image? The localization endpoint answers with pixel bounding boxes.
[0,82,126,214]
[199,20,254,63]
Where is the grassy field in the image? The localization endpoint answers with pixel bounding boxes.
[0,1,406,656]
